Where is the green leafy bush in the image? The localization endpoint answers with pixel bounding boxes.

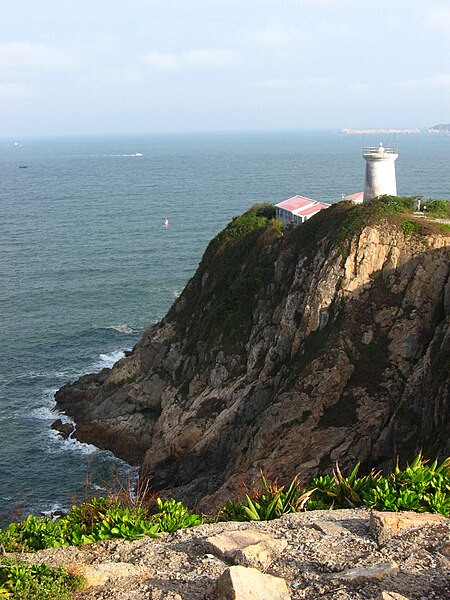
[0,558,83,600]
[307,463,380,510]
[400,219,421,236]
[305,454,449,516]
[0,495,202,552]
[63,497,159,544]
[362,455,450,515]
[214,203,276,247]
[423,199,450,218]
[151,498,203,532]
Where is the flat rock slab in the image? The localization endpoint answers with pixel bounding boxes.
[370,510,448,544]
[311,520,350,536]
[204,529,287,570]
[334,561,399,584]
[213,565,290,600]
[66,561,150,588]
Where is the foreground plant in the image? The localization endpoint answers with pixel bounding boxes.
[151,498,203,532]
[219,473,313,521]
[220,453,450,522]
[0,558,83,600]
[307,462,379,510]
[362,455,450,516]
[0,495,202,552]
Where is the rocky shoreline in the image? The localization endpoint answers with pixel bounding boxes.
[22,509,449,599]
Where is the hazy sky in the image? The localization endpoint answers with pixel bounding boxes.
[1,0,449,137]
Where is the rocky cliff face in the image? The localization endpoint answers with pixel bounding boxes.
[54,200,450,510]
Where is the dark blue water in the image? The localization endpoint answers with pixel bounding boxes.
[1,131,449,524]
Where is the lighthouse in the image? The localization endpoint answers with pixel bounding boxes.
[363,143,398,201]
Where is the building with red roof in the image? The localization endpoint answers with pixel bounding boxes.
[275,195,331,229]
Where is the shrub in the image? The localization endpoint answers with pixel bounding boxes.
[0,495,202,552]
[0,558,83,600]
[423,199,450,218]
[307,463,379,510]
[214,203,276,247]
[307,454,450,515]
[362,454,450,515]
[151,498,203,532]
[400,219,421,236]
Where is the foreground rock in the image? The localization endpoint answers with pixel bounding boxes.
[54,202,450,509]
[24,509,450,599]
[214,566,290,600]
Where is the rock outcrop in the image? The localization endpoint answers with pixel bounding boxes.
[54,200,450,510]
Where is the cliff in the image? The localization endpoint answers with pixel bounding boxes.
[54,199,450,510]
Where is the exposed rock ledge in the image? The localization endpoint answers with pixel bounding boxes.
[54,201,450,511]
[24,509,450,599]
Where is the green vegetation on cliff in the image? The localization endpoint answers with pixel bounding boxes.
[170,203,283,359]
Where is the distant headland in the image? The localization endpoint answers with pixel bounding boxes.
[339,124,450,134]
[427,123,450,133]
[339,128,420,134]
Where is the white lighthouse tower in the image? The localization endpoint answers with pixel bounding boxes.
[363,143,398,201]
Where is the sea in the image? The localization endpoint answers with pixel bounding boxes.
[1,131,449,525]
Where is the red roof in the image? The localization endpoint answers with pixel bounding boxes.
[300,202,330,216]
[344,192,364,202]
[275,195,316,211]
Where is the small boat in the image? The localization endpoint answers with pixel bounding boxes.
[19,165,28,169]
[163,218,169,228]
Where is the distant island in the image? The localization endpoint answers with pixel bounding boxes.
[427,123,450,133]
[339,124,450,135]
[339,128,421,134]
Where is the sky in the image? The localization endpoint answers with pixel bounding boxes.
[1,0,449,137]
